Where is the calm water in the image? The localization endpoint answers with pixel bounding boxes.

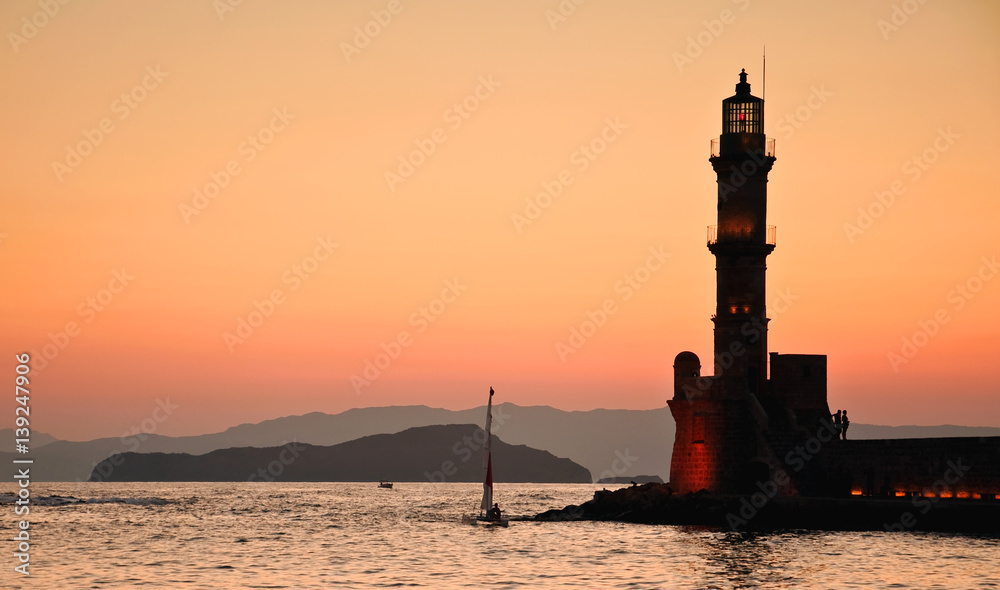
[2,482,998,589]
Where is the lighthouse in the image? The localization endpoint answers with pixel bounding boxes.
[667,69,790,496]
[709,68,776,398]
[660,70,1000,506]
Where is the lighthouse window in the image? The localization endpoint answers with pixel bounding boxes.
[725,100,761,134]
[729,299,751,314]
[692,415,706,444]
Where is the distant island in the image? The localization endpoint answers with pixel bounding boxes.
[597,475,663,484]
[88,424,592,483]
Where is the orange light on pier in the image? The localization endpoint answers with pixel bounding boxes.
[851,489,863,496]
[894,491,905,497]
[956,491,970,499]
[939,491,953,499]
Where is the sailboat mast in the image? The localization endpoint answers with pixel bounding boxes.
[479,387,494,515]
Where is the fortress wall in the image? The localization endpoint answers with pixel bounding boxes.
[667,399,719,494]
[768,354,828,412]
[669,395,769,495]
[819,437,1000,499]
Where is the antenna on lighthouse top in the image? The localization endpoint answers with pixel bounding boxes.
[762,46,766,132]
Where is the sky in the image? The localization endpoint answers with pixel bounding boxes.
[2,0,998,440]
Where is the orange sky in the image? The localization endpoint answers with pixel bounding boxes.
[2,0,999,440]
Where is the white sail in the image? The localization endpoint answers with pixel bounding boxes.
[479,387,494,512]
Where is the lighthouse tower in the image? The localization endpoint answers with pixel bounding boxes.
[709,68,776,396]
[667,69,778,495]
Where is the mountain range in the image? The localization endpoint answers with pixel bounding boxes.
[4,405,998,482]
[88,424,592,483]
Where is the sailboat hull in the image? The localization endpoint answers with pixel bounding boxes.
[461,515,508,527]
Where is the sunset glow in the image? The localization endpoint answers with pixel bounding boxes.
[2,1,998,440]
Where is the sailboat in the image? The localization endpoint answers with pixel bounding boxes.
[463,386,509,527]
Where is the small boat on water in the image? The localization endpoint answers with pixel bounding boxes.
[463,386,509,527]
[378,481,393,489]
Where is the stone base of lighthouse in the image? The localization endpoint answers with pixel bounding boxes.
[667,360,769,496]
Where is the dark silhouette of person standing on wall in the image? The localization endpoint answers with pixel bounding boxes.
[833,409,842,432]
[841,411,850,440]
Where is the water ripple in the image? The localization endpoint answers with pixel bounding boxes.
[2,482,998,589]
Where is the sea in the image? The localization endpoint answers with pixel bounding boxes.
[1,482,998,589]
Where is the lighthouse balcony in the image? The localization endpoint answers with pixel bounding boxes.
[708,224,776,246]
[711,137,776,159]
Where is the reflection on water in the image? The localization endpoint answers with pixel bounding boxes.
[0,482,997,589]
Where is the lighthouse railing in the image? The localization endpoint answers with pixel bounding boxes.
[708,224,777,246]
[710,137,776,159]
